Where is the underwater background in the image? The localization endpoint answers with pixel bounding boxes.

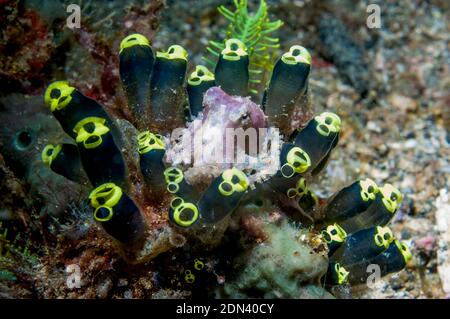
[0,0,449,299]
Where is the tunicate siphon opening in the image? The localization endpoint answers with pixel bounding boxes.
[14,130,33,150]
[169,230,187,248]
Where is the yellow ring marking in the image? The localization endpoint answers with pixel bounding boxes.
[173,202,199,227]
[359,178,379,202]
[137,130,165,154]
[74,117,110,149]
[89,183,123,209]
[119,33,150,54]
[321,223,347,243]
[374,226,394,248]
[286,147,311,174]
[221,38,248,61]
[220,168,249,194]
[156,45,188,61]
[314,112,341,137]
[41,144,62,167]
[188,65,215,86]
[94,206,114,222]
[44,81,75,112]
[335,263,349,285]
[380,183,403,213]
[281,45,311,65]
[395,240,412,263]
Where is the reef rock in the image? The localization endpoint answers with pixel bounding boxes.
[221,220,331,298]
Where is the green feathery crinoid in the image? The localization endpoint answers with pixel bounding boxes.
[204,0,283,94]
[0,222,34,260]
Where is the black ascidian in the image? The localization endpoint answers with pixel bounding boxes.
[150,45,188,134]
[338,183,403,234]
[319,180,409,287]
[293,112,341,175]
[321,223,347,257]
[41,143,87,184]
[90,183,145,244]
[324,262,349,286]
[198,168,249,223]
[187,65,216,119]
[346,240,412,285]
[168,196,200,228]
[266,142,311,197]
[290,177,318,212]
[73,117,126,188]
[263,45,311,135]
[330,226,394,267]
[320,178,379,225]
[137,131,166,194]
[164,167,201,228]
[214,39,249,97]
[268,112,340,196]
[44,81,115,139]
[119,34,154,130]
[164,167,199,202]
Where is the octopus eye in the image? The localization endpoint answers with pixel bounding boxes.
[187,65,215,119]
